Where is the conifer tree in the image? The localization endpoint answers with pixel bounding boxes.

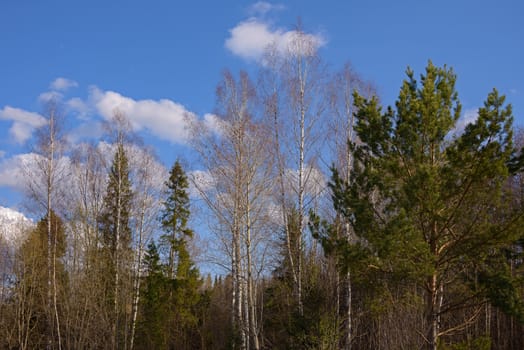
[323,62,524,349]
[99,142,133,350]
[136,241,170,349]
[160,160,202,348]
[160,160,193,279]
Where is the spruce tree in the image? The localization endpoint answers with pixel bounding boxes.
[99,143,133,350]
[160,160,193,279]
[160,160,202,348]
[136,241,170,349]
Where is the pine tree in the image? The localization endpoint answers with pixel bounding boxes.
[324,62,524,349]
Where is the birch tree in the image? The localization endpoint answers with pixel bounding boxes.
[260,28,328,316]
[129,146,164,350]
[325,63,375,349]
[66,142,108,348]
[25,101,68,349]
[190,70,273,349]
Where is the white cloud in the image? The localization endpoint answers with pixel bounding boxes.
[248,2,284,16]
[126,143,168,192]
[0,150,5,158]
[189,169,214,198]
[66,97,92,119]
[89,87,200,144]
[284,166,326,199]
[203,113,225,135]
[0,106,46,144]
[38,91,63,103]
[453,108,479,135]
[67,97,89,113]
[50,77,78,91]
[69,121,105,143]
[225,19,326,61]
[0,153,35,190]
[9,123,35,144]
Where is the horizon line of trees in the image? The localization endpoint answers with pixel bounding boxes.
[1,30,524,350]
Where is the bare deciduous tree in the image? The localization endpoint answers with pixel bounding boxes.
[189,70,273,349]
[25,101,69,350]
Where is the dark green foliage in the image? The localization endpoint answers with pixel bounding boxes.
[136,239,206,349]
[476,253,524,323]
[264,212,339,349]
[99,143,133,255]
[98,143,134,348]
[161,160,193,278]
[136,241,171,349]
[316,61,524,347]
[136,160,206,349]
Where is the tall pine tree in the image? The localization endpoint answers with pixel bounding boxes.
[320,62,524,349]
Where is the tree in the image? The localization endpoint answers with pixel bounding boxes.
[325,62,376,349]
[135,241,170,349]
[25,101,68,349]
[190,70,273,349]
[128,145,165,350]
[260,27,328,318]
[99,141,133,350]
[161,160,193,279]
[160,160,203,349]
[65,142,108,348]
[15,212,67,349]
[324,62,524,349]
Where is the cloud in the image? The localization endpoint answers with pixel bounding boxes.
[66,97,91,119]
[203,113,225,135]
[188,169,214,198]
[453,108,478,135]
[38,91,64,103]
[284,166,326,199]
[0,106,46,144]
[225,19,326,61]
[126,143,168,192]
[2,79,211,147]
[69,121,105,142]
[248,2,284,16]
[89,87,200,144]
[0,153,35,190]
[50,77,78,91]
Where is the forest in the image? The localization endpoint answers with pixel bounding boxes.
[1,31,524,350]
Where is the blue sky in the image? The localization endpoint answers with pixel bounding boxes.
[0,0,523,210]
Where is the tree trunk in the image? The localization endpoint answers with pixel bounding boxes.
[246,196,260,350]
[427,272,439,350]
[129,205,146,350]
[112,159,122,350]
